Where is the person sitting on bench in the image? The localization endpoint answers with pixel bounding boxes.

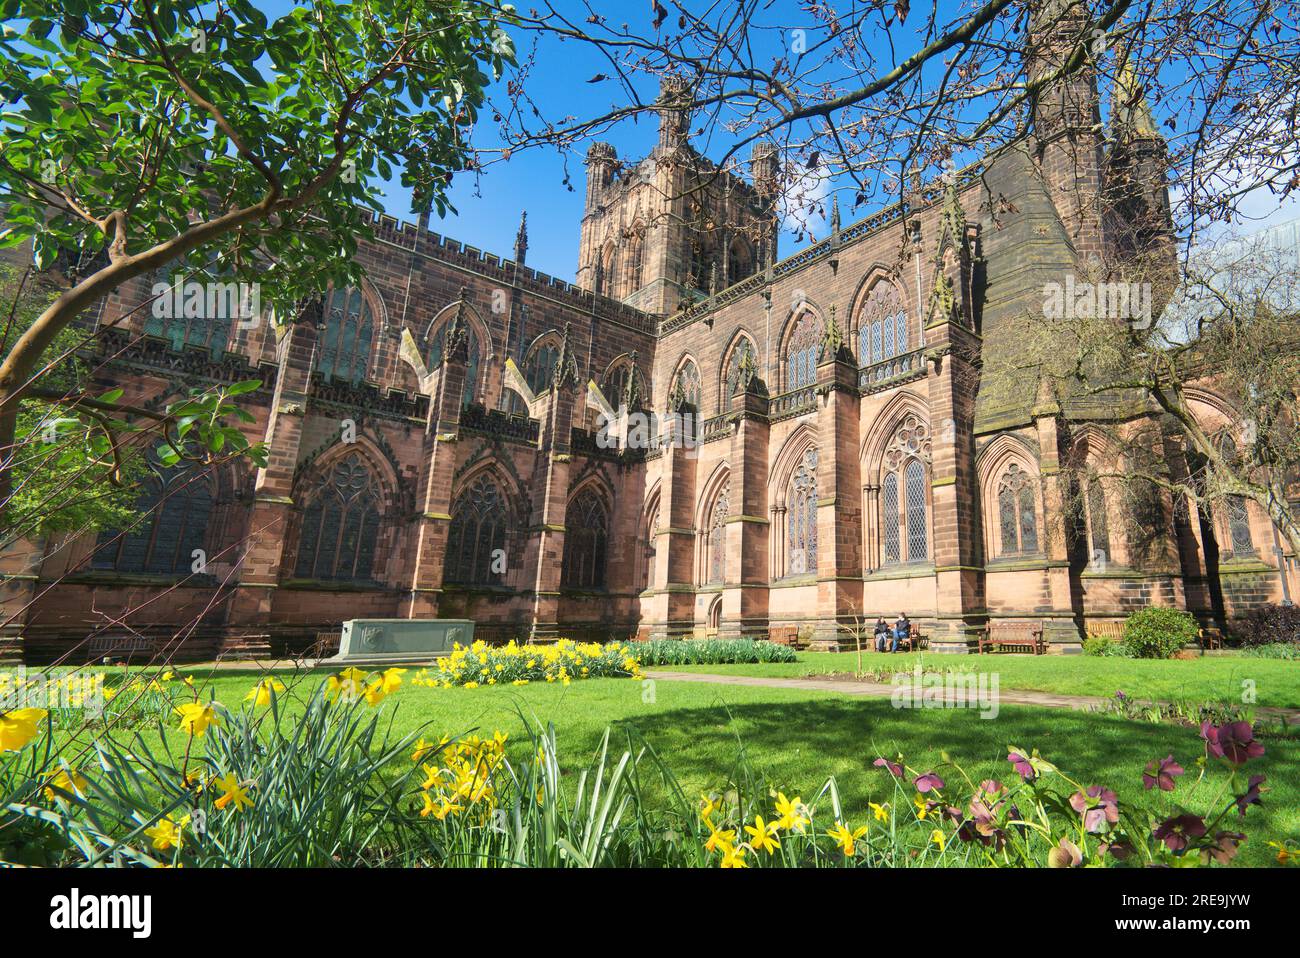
[873,617,891,652]
[892,613,911,653]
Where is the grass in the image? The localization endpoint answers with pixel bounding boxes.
[60,665,1300,867]
[657,650,1300,710]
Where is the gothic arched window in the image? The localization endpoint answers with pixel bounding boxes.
[93,465,213,575]
[997,463,1040,555]
[1227,496,1254,555]
[445,475,507,585]
[427,320,482,408]
[318,286,374,384]
[706,481,730,585]
[603,361,640,412]
[857,283,908,366]
[786,449,818,575]
[642,503,659,592]
[295,456,382,582]
[562,488,610,590]
[143,270,235,357]
[670,361,702,411]
[627,232,645,289]
[880,415,931,564]
[524,339,561,394]
[728,238,753,284]
[784,312,820,390]
[723,338,757,408]
[1085,476,1110,562]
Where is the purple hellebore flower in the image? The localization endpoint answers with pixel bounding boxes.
[1142,754,1185,792]
[1201,720,1266,766]
[873,757,904,778]
[1099,839,1134,861]
[1153,813,1207,852]
[1007,750,1036,782]
[1201,831,1246,866]
[1069,785,1120,833]
[1047,837,1083,868]
[914,772,946,794]
[1234,774,1267,817]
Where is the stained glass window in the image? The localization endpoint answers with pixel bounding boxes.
[786,449,818,575]
[525,340,560,393]
[671,361,702,410]
[880,415,931,564]
[1227,497,1254,554]
[905,459,928,561]
[318,286,374,384]
[295,456,381,582]
[93,465,213,575]
[143,271,235,357]
[997,463,1039,555]
[427,321,482,408]
[882,472,900,564]
[858,283,908,366]
[445,475,507,585]
[562,489,609,590]
[785,313,819,390]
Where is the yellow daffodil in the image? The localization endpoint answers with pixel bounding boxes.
[326,667,369,701]
[704,823,736,854]
[244,678,285,707]
[913,791,931,820]
[869,802,890,823]
[700,792,722,821]
[744,815,781,855]
[827,820,868,856]
[174,702,221,737]
[720,843,748,868]
[212,773,254,813]
[774,792,809,832]
[929,828,947,852]
[0,708,48,751]
[43,767,89,801]
[144,814,189,851]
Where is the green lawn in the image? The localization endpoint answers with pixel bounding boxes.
[66,666,1300,867]
[660,651,1300,710]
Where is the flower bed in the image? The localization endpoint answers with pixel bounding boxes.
[413,639,642,688]
[632,638,798,666]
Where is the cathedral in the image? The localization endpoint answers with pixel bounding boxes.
[3,9,1296,663]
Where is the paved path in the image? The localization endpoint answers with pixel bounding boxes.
[641,670,1300,723]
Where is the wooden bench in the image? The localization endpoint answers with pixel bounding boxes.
[896,623,929,652]
[1198,626,1225,651]
[769,626,811,650]
[1085,620,1125,643]
[978,621,1046,655]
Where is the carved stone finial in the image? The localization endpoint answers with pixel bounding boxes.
[820,304,847,361]
[830,194,841,234]
[551,322,579,391]
[929,271,957,324]
[622,350,641,410]
[443,287,470,360]
[514,210,529,265]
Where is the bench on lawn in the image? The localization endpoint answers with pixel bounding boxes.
[1085,620,1125,643]
[1198,626,1225,651]
[978,621,1046,655]
[895,623,929,652]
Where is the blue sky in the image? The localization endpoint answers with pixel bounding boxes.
[265,1,1299,279]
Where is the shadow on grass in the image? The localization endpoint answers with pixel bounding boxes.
[592,695,1297,867]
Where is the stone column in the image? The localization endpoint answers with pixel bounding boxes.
[1033,401,1084,649]
[644,403,698,639]
[400,299,471,619]
[813,336,863,649]
[521,329,580,642]
[925,322,985,653]
[223,299,322,657]
[722,379,771,639]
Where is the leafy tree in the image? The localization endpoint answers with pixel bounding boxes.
[0,0,516,508]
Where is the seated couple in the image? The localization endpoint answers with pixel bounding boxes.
[873,614,912,653]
